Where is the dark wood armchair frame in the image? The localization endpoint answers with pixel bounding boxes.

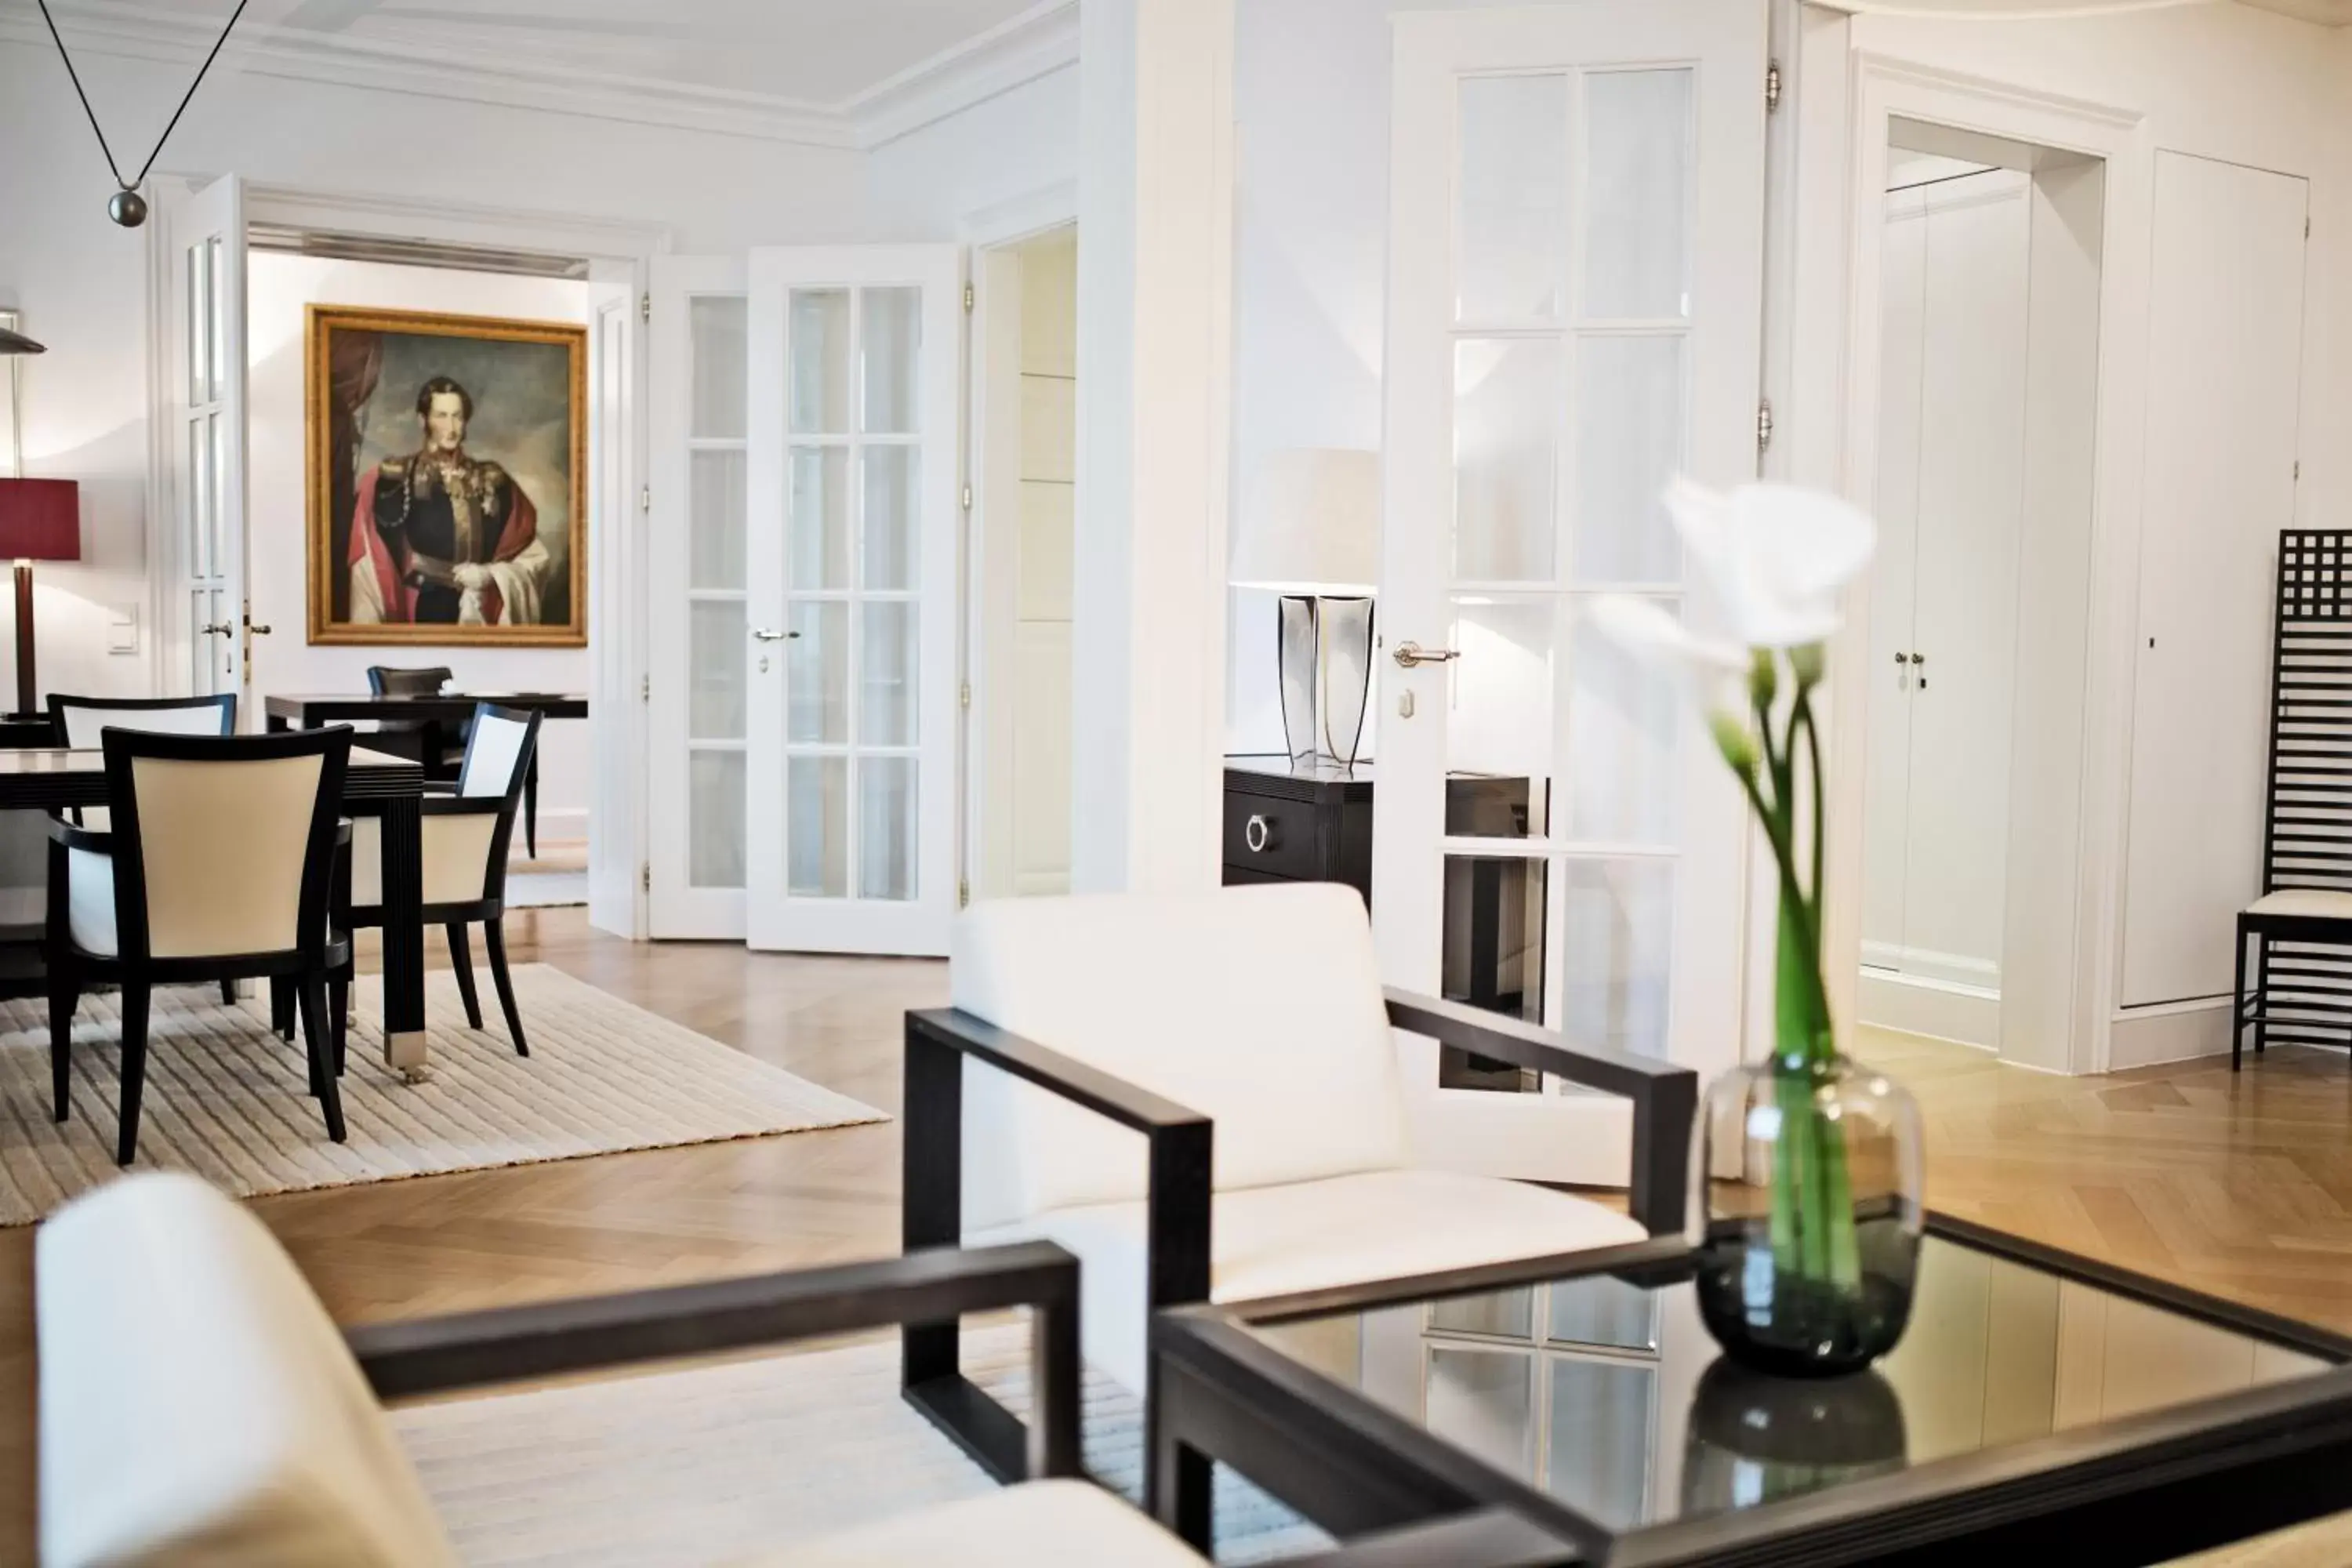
[46,724,356,1163]
[285,702,543,1066]
[899,987,1696,1544]
[344,1242,1573,1567]
[368,664,542,858]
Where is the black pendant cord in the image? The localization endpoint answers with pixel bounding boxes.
[38,0,250,194]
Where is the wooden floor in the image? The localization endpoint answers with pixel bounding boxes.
[4,912,2350,1557]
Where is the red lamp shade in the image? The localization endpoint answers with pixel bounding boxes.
[0,479,80,562]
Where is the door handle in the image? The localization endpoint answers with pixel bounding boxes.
[200,622,234,637]
[1392,641,1461,669]
[247,623,272,636]
[750,627,797,642]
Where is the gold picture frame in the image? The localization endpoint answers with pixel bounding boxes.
[305,304,586,647]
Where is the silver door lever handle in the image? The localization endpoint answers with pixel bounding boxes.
[750,627,798,642]
[1392,641,1461,668]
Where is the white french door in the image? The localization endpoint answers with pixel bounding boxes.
[648,255,753,938]
[164,174,249,708]
[743,247,961,955]
[1375,0,1766,1185]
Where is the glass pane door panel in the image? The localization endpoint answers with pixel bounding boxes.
[1546,1276,1659,1351]
[1446,597,1559,787]
[1558,858,1673,1058]
[205,237,227,398]
[789,756,848,896]
[1573,335,1686,583]
[1429,1289,1536,1340]
[689,751,747,887]
[1563,608,1679,843]
[1427,1349,1535,1477]
[690,449,748,590]
[690,296,750,439]
[858,756,916,900]
[789,289,852,434]
[1454,339,1563,581]
[1544,1357,1655,1529]
[1442,854,1547,1031]
[860,287,921,434]
[790,446,851,590]
[861,448,919,590]
[1456,73,1570,323]
[187,420,213,577]
[186,242,209,404]
[208,412,228,576]
[688,601,747,739]
[859,601,916,745]
[787,601,848,743]
[1582,68,1693,321]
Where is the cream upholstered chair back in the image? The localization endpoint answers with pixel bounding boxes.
[951,883,1411,1231]
[102,727,349,961]
[49,692,235,748]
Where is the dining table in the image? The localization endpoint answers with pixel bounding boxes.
[263,691,588,754]
[0,744,436,1077]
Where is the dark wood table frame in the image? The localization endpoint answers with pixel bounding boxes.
[1151,1212,2352,1567]
[264,691,588,773]
[0,745,432,1076]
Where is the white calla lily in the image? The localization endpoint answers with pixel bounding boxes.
[1585,594,1745,684]
[1664,478,1877,650]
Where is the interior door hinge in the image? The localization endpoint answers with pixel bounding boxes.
[641,673,651,702]
[958,877,970,908]
[1755,399,1774,453]
[2294,459,2302,482]
[962,281,975,313]
[1766,61,1782,112]
[640,486,651,513]
[960,483,974,511]
[960,681,971,709]
[641,862,652,893]
[640,292,652,323]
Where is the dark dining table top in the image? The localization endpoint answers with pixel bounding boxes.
[263,691,589,720]
[0,745,424,804]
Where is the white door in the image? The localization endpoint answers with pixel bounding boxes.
[744,247,961,955]
[1376,0,1766,1184]
[586,255,644,938]
[647,255,752,938]
[164,175,248,708]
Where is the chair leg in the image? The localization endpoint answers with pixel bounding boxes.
[115,982,151,1167]
[448,922,485,1030]
[48,972,76,1124]
[2233,920,2249,1073]
[2255,938,2271,1057]
[524,757,539,860]
[271,975,296,1043]
[219,979,237,1007]
[484,918,528,1058]
[330,975,348,1078]
[299,974,347,1143]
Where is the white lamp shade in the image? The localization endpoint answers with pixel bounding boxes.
[1231,447,1381,593]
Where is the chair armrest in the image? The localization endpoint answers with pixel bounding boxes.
[44,815,110,855]
[1383,988,1695,1237]
[906,1007,1209,1132]
[1282,1509,1573,1568]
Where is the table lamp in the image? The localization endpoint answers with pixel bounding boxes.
[0,479,80,719]
[1232,448,1381,769]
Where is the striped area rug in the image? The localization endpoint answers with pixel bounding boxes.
[0,964,884,1224]
[392,1322,1328,1566]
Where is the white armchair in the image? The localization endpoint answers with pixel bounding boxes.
[899,884,1693,1526]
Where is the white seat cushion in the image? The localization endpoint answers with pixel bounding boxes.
[350,813,500,907]
[38,1173,460,1568]
[735,1480,1204,1568]
[970,1168,1649,1394]
[2247,888,2352,920]
[953,885,1411,1231]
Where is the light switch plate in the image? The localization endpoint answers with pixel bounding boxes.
[106,605,139,655]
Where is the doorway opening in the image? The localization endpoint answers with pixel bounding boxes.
[1857,119,2104,1066]
[969,223,1076,902]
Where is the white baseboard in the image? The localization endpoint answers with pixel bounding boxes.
[1857,967,1999,1050]
[526,806,589,844]
[2107,998,2233,1070]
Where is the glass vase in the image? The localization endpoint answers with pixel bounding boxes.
[1690,1054,1926,1377]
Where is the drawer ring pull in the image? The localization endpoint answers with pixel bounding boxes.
[1244,813,1272,854]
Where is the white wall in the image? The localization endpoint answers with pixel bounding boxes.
[244,252,593,836]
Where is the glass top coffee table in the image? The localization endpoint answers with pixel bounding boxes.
[1149,1215,2352,1566]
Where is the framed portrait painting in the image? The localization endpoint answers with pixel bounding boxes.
[307,305,586,646]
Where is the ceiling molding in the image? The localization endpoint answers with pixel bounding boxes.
[0,0,1080,153]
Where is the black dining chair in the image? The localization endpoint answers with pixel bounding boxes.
[366,666,541,858]
[46,724,355,1163]
[330,702,542,1064]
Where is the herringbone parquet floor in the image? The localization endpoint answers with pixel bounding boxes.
[2,912,2347,1559]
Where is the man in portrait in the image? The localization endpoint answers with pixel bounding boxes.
[347,376,557,626]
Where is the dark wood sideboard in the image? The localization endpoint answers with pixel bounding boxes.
[1221,755,1374,905]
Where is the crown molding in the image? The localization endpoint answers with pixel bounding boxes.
[0,0,1080,153]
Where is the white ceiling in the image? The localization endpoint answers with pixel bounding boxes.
[25,0,1064,111]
